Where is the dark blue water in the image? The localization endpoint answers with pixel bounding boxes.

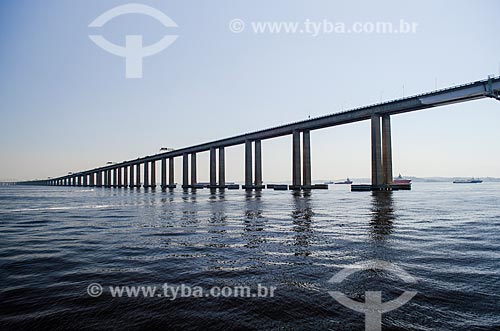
[1,183,499,330]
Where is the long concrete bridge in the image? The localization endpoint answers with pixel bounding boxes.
[18,76,500,191]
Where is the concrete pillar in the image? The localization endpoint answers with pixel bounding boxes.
[190,153,197,185]
[218,147,225,186]
[97,171,102,187]
[150,160,156,188]
[77,176,82,187]
[135,164,141,188]
[113,168,117,187]
[83,175,88,187]
[123,166,128,187]
[117,167,122,187]
[169,158,175,186]
[143,161,149,188]
[371,114,383,187]
[292,130,301,187]
[161,158,167,188]
[210,147,216,186]
[254,140,262,186]
[107,170,112,187]
[302,130,311,186]
[245,140,252,187]
[382,115,393,185]
[183,153,189,188]
[129,165,135,188]
[89,173,95,187]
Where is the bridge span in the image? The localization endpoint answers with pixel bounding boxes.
[18,76,500,190]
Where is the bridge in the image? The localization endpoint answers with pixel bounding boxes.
[17,76,500,191]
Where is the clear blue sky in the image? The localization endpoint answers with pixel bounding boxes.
[1,0,500,182]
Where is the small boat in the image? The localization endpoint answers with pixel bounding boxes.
[453,178,483,184]
[323,181,334,184]
[335,178,353,184]
[393,174,412,184]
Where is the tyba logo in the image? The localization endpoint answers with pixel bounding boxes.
[89,3,178,78]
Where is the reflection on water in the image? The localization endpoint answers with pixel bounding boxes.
[370,191,395,240]
[291,192,314,256]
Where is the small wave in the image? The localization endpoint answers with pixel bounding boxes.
[0,205,117,213]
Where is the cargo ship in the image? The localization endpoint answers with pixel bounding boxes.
[335,178,353,184]
[453,178,483,184]
[393,174,412,184]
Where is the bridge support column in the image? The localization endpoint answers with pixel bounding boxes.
[382,115,393,185]
[89,173,95,187]
[123,166,128,187]
[161,158,167,189]
[191,153,197,186]
[371,114,383,187]
[169,157,175,188]
[143,162,149,188]
[183,153,189,188]
[97,171,102,187]
[244,140,253,189]
[83,174,88,187]
[303,130,311,187]
[135,164,141,188]
[129,165,134,188]
[117,167,122,187]
[255,140,263,187]
[113,168,118,188]
[108,170,112,187]
[128,164,135,188]
[219,147,225,187]
[150,161,156,188]
[292,130,301,189]
[77,176,82,187]
[210,147,216,187]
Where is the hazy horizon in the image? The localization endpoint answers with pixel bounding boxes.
[1,0,500,182]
